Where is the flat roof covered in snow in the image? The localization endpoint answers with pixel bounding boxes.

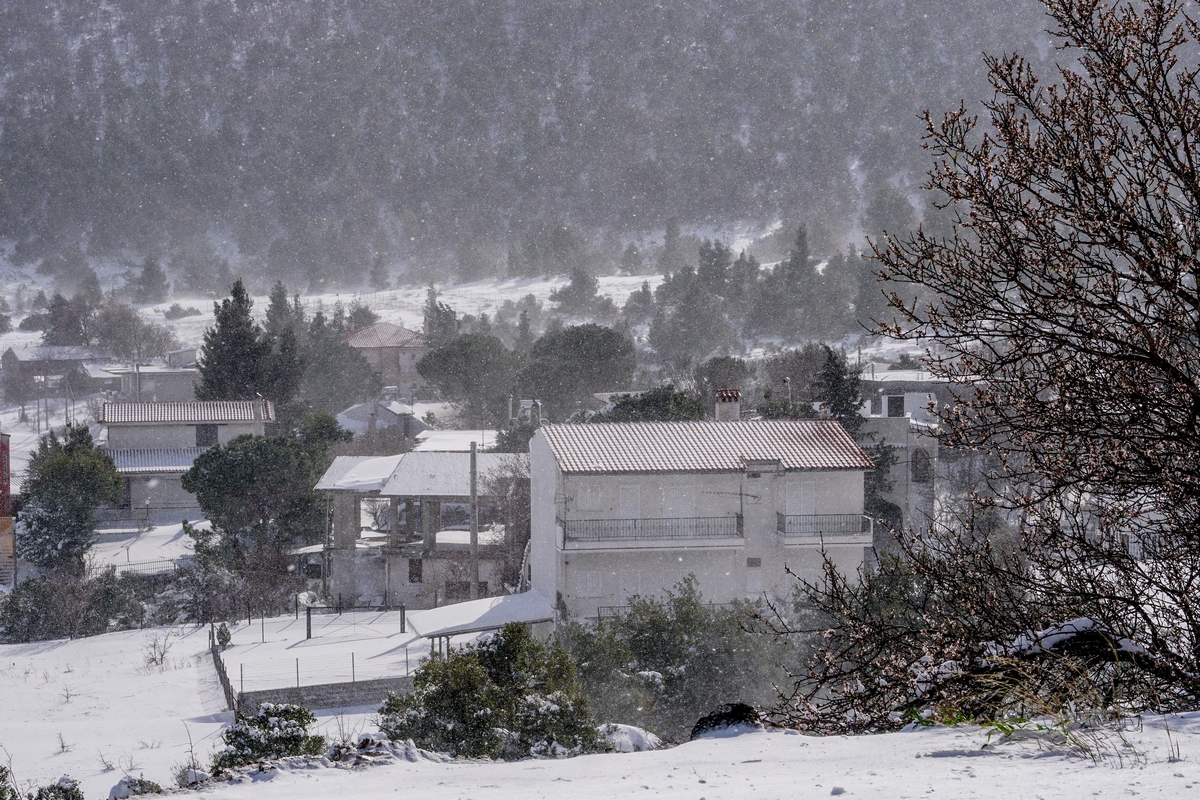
[314,454,405,493]
[409,590,554,638]
[382,452,527,498]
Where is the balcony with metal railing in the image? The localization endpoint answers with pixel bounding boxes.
[776,512,873,542]
[561,515,743,547]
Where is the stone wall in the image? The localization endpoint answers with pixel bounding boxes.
[236,675,414,715]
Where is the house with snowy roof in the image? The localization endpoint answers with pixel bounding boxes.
[529,404,875,620]
[313,449,528,609]
[342,322,428,391]
[99,399,274,517]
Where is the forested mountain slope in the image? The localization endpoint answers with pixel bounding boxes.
[0,0,1049,287]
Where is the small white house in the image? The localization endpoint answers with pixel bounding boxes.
[530,418,874,620]
[99,399,275,517]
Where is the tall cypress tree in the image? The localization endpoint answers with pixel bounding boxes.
[196,280,271,401]
[815,345,863,436]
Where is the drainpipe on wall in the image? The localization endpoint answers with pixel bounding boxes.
[469,440,479,600]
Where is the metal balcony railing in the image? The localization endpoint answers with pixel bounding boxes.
[562,515,743,542]
[777,513,872,538]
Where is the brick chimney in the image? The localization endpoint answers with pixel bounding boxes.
[715,388,741,421]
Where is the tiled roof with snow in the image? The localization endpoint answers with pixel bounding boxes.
[107,448,206,474]
[99,400,275,424]
[343,322,427,349]
[538,420,874,474]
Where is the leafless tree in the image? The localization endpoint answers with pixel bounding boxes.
[770,0,1200,733]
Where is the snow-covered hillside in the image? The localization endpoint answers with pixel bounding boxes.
[1,624,1198,800]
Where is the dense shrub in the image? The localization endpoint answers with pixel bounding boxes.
[564,576,794,741]
[0,568,144,642]
[379,623,599,759]
[26,778,83,800]
[211,703,325,773]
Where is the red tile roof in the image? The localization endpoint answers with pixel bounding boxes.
[343,322,427,349]
[539,420,874,474]
[100,400,275,424]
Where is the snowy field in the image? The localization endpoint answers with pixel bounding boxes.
[217,609,462,693]
[2,622,1199,799]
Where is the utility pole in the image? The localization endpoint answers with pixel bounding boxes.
[469,440,479,600]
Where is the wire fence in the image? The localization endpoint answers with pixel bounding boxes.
[224,645,426,694]
[304,607,410,640]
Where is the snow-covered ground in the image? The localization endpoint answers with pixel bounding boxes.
[89,520,205,571]
[3,622,1200,799]
[196,717,1200,800]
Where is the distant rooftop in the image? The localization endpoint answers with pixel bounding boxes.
[100,400,275,424]
[343,321,427,349]
[538,419,874,474]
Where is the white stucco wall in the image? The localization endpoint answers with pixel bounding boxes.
[107,421,264,449]
[530,429,870,621]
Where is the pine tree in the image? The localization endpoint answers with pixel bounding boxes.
[134,256,170,305]
[196,280,271,401]
[697,239,732,295]
[815,345,862,436]
[423,287,459,346]
[369,251,390,291]
[514,309,534,354]
[17,424,121,575]
[264,281,297,339]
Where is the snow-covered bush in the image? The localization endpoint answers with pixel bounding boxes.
[0,766,17,800]
[211,703,325,773]
[107,775,161,799]
[378,623,600,759]
[26,777,83,800]
[564,576,791,741]
[0,568,144,643]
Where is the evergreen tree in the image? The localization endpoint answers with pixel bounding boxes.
[368,251,390,291]
[41,294,91,346]
[727,250,761,302]
[657,218,687,274]
[815,345,862,436]
[264,281,301,339]
[518,324,636,419]
[298,312,382,414]
[513,309,535,354]
[196,280,271,401]
[346,300,379,332]
[417,334,522,425]
[592,385,705,422]
[697,239,733,295]
[548,266,599,314]
[423,286,459,346]
[17,424,121,575]
[620,243,644,274]
[134,256,169,305]
[622,281,656,325]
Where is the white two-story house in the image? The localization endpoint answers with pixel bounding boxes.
[100,399,274,518]
[530,417,874,620]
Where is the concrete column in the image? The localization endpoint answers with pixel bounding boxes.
[332,493,360,549]
[404,498,416,541]
[387,497,401,548]
[422,499,441,554]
